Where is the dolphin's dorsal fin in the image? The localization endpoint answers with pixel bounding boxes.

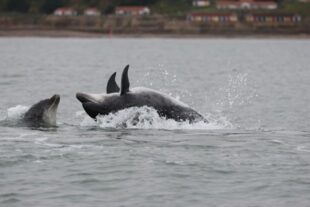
[106,72,120,94]
[120,65,130,95]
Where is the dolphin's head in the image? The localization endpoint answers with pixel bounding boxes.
[76,65,130,120]
[76,92,118,119]
[23,94,60,127]
[76,92,105,104]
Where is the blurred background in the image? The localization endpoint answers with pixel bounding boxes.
[0,0,309,36]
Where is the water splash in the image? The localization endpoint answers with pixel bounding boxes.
[1,105,29,122]
[78,106,232,130]
[139,66,194,106]
[201,72,259,130]
[216,73,257,110]
[76,110,94,127]
[0,105,28,127]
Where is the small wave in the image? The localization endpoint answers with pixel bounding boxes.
[1,198,20,204]
[78,106,232,130]
[5,105,29,121]
[0,105,29,126]
[296,146,310,153]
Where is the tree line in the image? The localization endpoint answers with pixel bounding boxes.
[0,0,192,14]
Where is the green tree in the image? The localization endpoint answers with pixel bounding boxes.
[6,0,30,13]
[153,0,191,15]
[119,0,157,6]
[0,0,7,11]
[40,0,65,14]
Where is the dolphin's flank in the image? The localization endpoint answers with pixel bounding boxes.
[76,65,207,123]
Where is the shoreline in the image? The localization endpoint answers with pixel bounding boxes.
[1,29,310,39]
[1,14,309,39]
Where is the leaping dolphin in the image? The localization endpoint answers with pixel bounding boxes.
[76,65,206,123]
[23,94,60,127]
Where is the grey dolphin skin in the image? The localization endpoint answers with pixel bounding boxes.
[76,65,207,123]
[23,94,60,127]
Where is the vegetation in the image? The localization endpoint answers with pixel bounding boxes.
[0,0,192,15]
[281,0,310,16]
[0,0,309,17]
[151,0,192,16]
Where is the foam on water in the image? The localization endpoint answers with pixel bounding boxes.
[0,105,29,125]
[6,105,29,120]
[77,106,232,130]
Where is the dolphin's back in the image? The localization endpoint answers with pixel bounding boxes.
[77,66,207,123]
[124,87,205,122]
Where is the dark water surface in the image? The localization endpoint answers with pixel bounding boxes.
[0,38,309,207]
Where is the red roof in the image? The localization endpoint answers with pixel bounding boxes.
[218,0,276,1]
[249,13,299,16]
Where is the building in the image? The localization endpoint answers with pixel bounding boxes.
[192,0,210,7]
[115,6,150,16]
[245,13,302,25]
[54,7,77,16]
[84,8,100,16]
[188,12,238,23]
[217,0,277,10]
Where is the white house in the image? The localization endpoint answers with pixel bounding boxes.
[54,7,77,16]
[193,0,210,7]
[84,8,101,16]
[217,0,277,10]
[115,6,150,16]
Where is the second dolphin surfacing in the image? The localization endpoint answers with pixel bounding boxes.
[23,94,60,127]
[76,65,207,123]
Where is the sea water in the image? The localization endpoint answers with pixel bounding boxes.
[0,38,309,207]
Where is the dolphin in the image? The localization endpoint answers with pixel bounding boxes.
[76,65,206,123]
[23,94,60,127]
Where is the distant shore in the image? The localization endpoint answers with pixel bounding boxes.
[0,14,309,39]
[1,28,310,39]
[0,29,104,38]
